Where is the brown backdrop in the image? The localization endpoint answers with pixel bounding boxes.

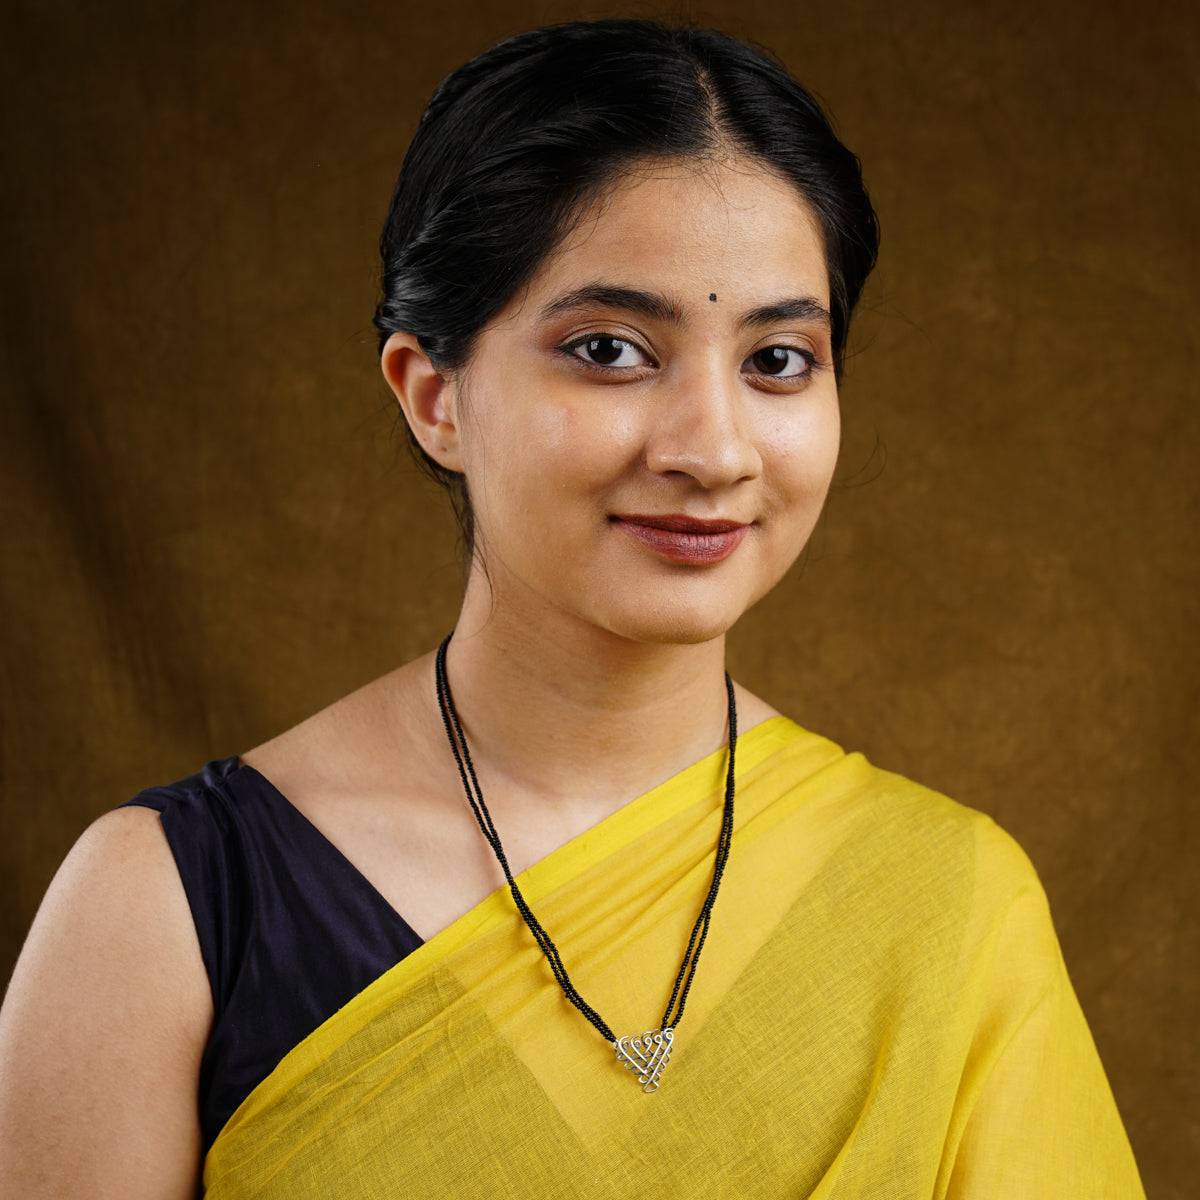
[2,1,1194,1192]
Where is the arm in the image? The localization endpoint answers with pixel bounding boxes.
[0,806,214,1198]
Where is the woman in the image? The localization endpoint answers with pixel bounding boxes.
[0,17,1144,1198]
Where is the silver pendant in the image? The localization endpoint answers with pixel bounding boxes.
[613,1026,674,1092]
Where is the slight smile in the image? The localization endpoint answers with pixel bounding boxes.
[609,513,751,565]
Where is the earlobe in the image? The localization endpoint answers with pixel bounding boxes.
[380,331,463,471]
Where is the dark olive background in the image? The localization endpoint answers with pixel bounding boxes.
[1,2,1194,1192]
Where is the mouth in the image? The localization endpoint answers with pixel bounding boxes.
[609,513,751,565]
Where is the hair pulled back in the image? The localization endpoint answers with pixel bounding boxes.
[373,17,880,567]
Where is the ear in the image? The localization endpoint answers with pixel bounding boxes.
[380,331,464,472]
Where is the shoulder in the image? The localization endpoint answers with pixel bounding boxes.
[65,802,217,1035]
[238,659,447,812]
[838,748,1050,915]
[28,800,213,980]
[825,749,1069,988]
[239,663,416,785]
[0,805,210,1191]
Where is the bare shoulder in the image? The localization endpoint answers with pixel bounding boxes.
[0,806,211,1197]
[239,657,434,789]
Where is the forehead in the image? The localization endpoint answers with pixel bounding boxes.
[526,156,830,317]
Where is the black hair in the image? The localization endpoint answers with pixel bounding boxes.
[373,16,880,574]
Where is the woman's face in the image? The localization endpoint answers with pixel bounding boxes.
[394,155,841,646]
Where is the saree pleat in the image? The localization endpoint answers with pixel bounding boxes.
[200,716,1143,1197]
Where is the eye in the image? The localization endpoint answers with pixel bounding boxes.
[558,333,650,371]
[554,331,826,386]
[745,345,819,382]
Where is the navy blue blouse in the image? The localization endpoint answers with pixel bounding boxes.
[115,756,425,1161]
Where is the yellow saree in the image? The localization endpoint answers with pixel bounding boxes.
[201,716,1144,1197]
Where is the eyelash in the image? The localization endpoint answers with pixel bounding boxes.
[555,332,827,386]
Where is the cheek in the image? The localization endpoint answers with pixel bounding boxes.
[486,396,633,527]
[806,401,841,496]
[761,397,841,536]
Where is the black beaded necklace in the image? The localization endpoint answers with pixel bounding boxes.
[433,629,740,1093]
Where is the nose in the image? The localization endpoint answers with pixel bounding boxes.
[642,355,762,490]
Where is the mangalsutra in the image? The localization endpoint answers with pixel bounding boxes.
[433,630,739,1092]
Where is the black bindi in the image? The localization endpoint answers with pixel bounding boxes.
[709,293,717,301]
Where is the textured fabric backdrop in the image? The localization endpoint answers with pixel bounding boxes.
[1,2,1193,1195]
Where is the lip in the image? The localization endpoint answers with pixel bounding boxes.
[610,513,751,565]
[614,512,749,534]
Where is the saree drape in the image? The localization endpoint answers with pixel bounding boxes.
[200,716,1144,1197]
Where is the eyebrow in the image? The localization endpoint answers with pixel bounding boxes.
[536,282,833,333]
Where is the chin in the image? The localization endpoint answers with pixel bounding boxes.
[598,598,742,647]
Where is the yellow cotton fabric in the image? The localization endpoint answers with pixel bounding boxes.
[201,716,1144,1197]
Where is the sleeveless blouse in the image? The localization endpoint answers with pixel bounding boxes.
[115,755,425,1161]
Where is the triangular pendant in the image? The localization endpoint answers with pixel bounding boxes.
[613,1026,674,1092]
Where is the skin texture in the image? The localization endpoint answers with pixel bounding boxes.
[380,153,841,815]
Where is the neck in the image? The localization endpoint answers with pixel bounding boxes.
[416,571,743,817]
